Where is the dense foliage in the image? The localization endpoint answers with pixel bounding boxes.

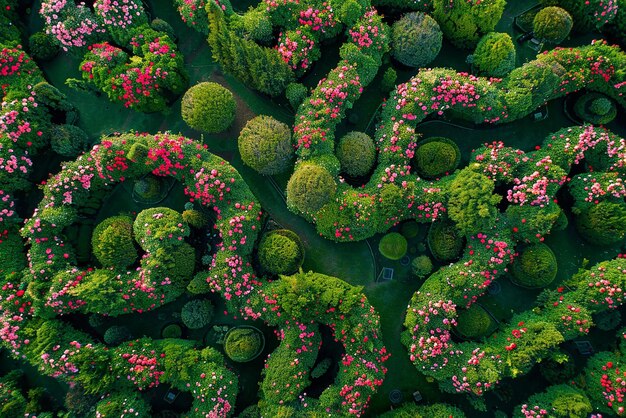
[181,82,236,133]
[433,0,506,48]
[257,229,304,275]
[471,32,516,77]
[391,12,442,67]
[336,131,377,177]
[511,243,558,288]
[534,6,574,44]
[238,115,293,175]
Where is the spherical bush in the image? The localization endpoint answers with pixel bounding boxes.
[411,255,433,279]
[50,124,90,157]
[575,201,626,245]
[378,232,408,260]
[92,216,137,268]
[391,12,442,68]
[181,299,214,329]
[414,137,461,179]
[286,82,307,110]
[238,115,293,175]
[286,164,337,214]
[511,243,558,288]
[224,327,264,363]
[133,207,189,251]
[471,32,516,77]
[257,229,304,275]
[455,305,492,339]
[103,325,131,346]
[181,82,236,133]
[533,6,573,44]
[574,93,617,125]
[336,132,376,177]
[427,221,464,262]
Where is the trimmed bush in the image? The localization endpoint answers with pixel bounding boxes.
[162,324,182,338]
[448,168,501,235]
[286,164,337,214]
[574,92,617,125]
[575,201,626,245]
[427,221,464,262]
[133,208,189,251]
[238,115,293,175]
[224,327,264,363]
[455,305,492,338]
[257,229,304,275]
[241,9,273,44]
[103,325,131,346]
[28,32,60,61]
[414,137,461,179]
[400,221,420,238]
[92,216,137,268]
[471,32,516,77]
[433,0,506,49]
[181,82,236,133]
[511,243,558,288]
[132,175,162,201]
[181,299,214,329]
[534,7,573,44]
[411,255,433,279]
[286,83,307,110]
[336,132,376,177]
[50,124,90,157]
[379,232,408,260]
[391,12,442,68]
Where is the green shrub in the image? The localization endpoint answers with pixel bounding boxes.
[336,132,376,177]
[448,168,501,235]
[411,255,433,279]
[427,221,464,262]
[286,83,308,110]
[241,9,273,44]
[575,201,626,245]
[133,208,189,251]
[28,32,59,61]
[286,164,337,214]
[380,67,397,92]
[150,19,176,41]
[182,209,207,228]
[574,93,617,125]
[103,326,131,346]
[455,305,492,338]
[400,221,420,238]
[238,115,293,175]
[257,229,304,275]
[181,299,214,329]
[224,327,264,362]
[391,12,442,67]
[164,243,196,282]
[162,324,183,338]
[471,32,516,77]
[50,124,90,157]
[433,0,506,49]
[92,216,137,268]
[132,175,162,201]
[511,243,558,288]
[311,358,332,378]
[378,232,408,260]
[534,7,573,44]
[414,137,460,179]
[181,82,236,133]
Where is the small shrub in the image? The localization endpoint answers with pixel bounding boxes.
[150,19,176,41]
[455,305,492,338]
[29,32,60,61]
[224,327,264,362]
[133,207,189,251]
[378,232,408,260]
[511,243,558,288]
[575,201,626,245]
[400,221,420,238]
[182,209,208,228]
[471,32,516,77]
[257,229,304,275]
[181,82,236,133]
[574,93,617,125]
[103,325,131,346]
[92,216,137,268]
[50,124,90,157]
[336,132,376,177]
[165,243,196,282]
[427,221,464,262]
[286,82,307,110]
[414,137,460,179]
[534,6,573,44]
[241,9,273,44]
[238,115,293,175]
[162,324,182,338]
[391,12,442,67]
[181,299,214,329]
[411,255,433,279]
[286,164,337,214]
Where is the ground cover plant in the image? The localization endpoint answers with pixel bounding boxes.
[1,0,626,416]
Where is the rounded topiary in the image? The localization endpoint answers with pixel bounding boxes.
[181,299,214,329]
[133,207,189,251]
[427,221,465,262]
[575,201,626,245]
[574,93,617,125]
[181,82,236,133]
[257,229,304,275]
[391,12,442,68]
[132,175,163,201]
[400,221,420,238]
[92,216,137,268]
[336,132,376,177]
[103,325,131,346]
[455,305,492,339]
[28,32,60,61]
[511,243,558,288]
[241,9,273,44]
[238,115,293,175]
[162,324,183,338]
[533,6,573,44]
[286,164,337,214]
[414,137,461,179]
[224,327,264,363]
[50,124,90,157]
[411,255,433,279]
[471,32,516,77]
[378,232,408,260]
[286,82,307,110]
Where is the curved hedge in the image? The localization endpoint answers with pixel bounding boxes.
[511,243,558,288]
[257,229,304,275]
[181,82,236,133]
[414,137,461,179]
